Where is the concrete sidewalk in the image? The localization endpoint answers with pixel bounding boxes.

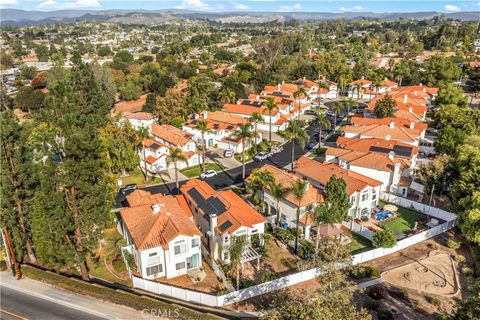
[0,272,163,320]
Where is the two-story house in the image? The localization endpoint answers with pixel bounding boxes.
[182,111,256,153]
[139,124,200,174]
[294,157,382,219]
[247,164,325,240]
[122,111,155,131]
[118,190,202,280]
[180,179,267,263]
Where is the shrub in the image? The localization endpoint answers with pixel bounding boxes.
[123,251,136,271]
[112,256,126,273]
[261,271,276,283]
[372,228,397,248]
[349,266,380,280]
[239,279,256,289]
[399,288,409,300]
[461,267,473,275]
[455,255,466,264]
[368,285,387,300]
[447,239,461,250]
[429,243,439,250]
[297,240,314,259]
[273,228,294,244]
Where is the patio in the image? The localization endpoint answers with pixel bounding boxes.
[379,206,429,236]
[154,260,225,294]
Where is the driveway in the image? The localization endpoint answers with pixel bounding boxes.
[206,148,241,170]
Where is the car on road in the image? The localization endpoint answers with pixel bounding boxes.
[304,109,318,115]
[305,143,315,151]
[254,151,272,161]
[120,184,137,194]
[200,170,217,179]
[326,110,336,117]
[223,149,234,157]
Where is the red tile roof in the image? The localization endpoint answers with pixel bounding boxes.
[336,137,418,157]
[180,179,266,235]
[350,117,428,131]
[295,157,382,195]
[151,124,193,146]
[120,193,201,250]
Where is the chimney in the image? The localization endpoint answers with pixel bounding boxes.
[422,87,426,93]
[151,204,161,214]
[410,122,415,129]
[361,76,365,80]
[389,121,395,128]
[388,151,395,160]
[202,111,208,119]
[403,94,408,103]
[303,76,306,80]
[209,213,217,236]
[282,80,285,85]
[256,95,260,99]
[277,83,281,91]
[305,181,310,191]
[408,106,413,113]
[385,134,391,141]
[194,114,200,119]
[414,91,418,96]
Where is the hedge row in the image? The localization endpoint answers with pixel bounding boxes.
[22,265,222,320]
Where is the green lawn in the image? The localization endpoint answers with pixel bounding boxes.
[118,168,163,186]
[381,206,428,234]
[234,152,253,163]
[349,232,372,254]
[180,163,225,178]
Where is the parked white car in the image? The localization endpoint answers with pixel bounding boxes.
[254,151,272,161]
[200,170,217,179]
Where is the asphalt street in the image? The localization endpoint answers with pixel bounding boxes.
[115,118,343,208]
[0,285,106,320]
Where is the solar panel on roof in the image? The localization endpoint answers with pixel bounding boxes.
[393,145,413,157]
[151,143,161,150]
[369,146,391,154]
[218,221,233,232]
[187,188,227,217]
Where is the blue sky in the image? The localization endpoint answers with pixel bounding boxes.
[1,0,479,13]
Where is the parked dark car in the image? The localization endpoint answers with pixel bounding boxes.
[120,184,137,194]
[306,143,315,151]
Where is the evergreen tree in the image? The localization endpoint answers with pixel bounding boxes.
[373,94,396,118]
[0,110,37,263]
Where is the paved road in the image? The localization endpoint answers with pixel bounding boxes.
[1,285,106,320]
[115,118,345,208]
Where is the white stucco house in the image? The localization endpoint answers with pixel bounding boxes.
[295,157,382,219]
[121,112,156,131]
[118,190,202,280]
[180,179,267,263]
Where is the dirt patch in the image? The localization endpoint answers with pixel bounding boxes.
[381,252,459,296]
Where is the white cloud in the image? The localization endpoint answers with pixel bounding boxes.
[176,0,209,10]
[0,0,19,6]
[37,0,100,9]
[444,4,461,12]
[339,6,363,12]
[277,3,301,12]
[231,1,250,10]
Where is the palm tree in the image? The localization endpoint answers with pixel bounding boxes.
[232,124,253,183]
[136,127,151,182]
[331,101,344,134]
[249,168,274,213]
[166,147,187,190]
[270,181,285,226]
[294,86,309,119]
[292,179,307,253]
[355,83,362,103]
[249,112,263,150]
[264,98,278,149]
[345,98,356,116]
[196,120,210,171]
[315,112,331,148]
[284,120,309,172]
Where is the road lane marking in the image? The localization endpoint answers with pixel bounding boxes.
[0,309,29,320]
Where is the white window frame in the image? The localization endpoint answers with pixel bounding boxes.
[146,264,163,276]
[191,238,199,248]
[174,240,186,255]
[175,262,186,270]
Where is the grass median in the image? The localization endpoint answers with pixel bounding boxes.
[22,265,224,320]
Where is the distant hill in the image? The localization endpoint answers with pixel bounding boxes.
[1,9,479,26]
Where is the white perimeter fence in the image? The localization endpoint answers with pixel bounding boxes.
[128,193,457,307]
